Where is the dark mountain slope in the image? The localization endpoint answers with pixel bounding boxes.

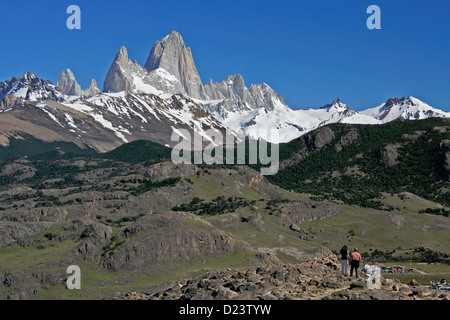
[267,118,450,208]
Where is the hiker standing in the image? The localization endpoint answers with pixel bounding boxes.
[350,248,362,279]
[340,245,349,276]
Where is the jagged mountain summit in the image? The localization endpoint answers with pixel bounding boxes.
[102,31,290,114]
[0,72,64,103]
[102,31,205,99]
[99,32,368,143]
[99,31,449,143]
[0,31,449,151]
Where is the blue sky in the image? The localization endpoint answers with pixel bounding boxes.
[1,0,449,110]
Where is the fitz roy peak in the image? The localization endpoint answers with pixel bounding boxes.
[103,31,290,111]
[0,30,449,151]
[101,31,302,142]
[144,30,207,100]
[103,31,205,99]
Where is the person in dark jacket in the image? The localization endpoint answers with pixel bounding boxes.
[340,245,349,276]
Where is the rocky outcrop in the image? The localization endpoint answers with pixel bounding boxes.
[391,215,406,230]
[280,127,339,168]
[115,254,343,300]
[0,162,36,180]
[102,213,238,271]
[0,95,24,110]
[323,277,450,301]
[439,140,450,180]
[380,144,400,166]
[340,130,358,146]
[141,162,197,181]
[305,127,335,150]
[77,223,113,261]
[275,201,340,225]
[335,130,358,152]
[115,254,450,301]
[103,227,237,271]
[279,147,309,169]
[2,270,67,300]
[123,214,178,239]
[0,222,52,249]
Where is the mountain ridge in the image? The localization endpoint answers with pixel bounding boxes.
[1,31,449,149]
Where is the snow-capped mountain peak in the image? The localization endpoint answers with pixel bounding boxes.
[361,96,450,123]
[320,98,350,113]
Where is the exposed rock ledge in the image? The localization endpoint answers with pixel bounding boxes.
[113,254,450,300]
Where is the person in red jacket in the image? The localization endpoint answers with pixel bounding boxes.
[350,248,362,279]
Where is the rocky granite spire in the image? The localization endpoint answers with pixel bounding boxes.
[57,69,82,96]
[57,69,100,98]
[103,46,135,93]
[144,31,207,99]
[83,79,101,98]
